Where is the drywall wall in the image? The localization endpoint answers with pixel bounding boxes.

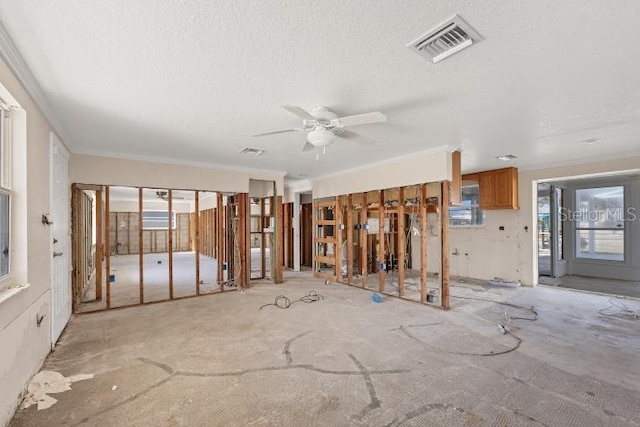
[449,155,640,285]
[312,150,452,199]
[0,56,59,425]
[70,154,285,195]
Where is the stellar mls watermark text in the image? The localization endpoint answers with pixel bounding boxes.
[559,207,637,222]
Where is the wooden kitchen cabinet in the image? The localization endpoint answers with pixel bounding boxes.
[478,167,519,210]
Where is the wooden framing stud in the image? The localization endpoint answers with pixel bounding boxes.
[378,190,385,292]
[440,181,450,309]
[95,188,103,301]
[168,189,174,299]
[195,191,201,295]
[139,187,144,304]
[105,186,111,309]
[398,187,405,297]
[360,192,368,289]
[420,184,427,304]
[346,194,354,284]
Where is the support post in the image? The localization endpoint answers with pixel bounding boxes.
[139,187,144,304]
[346,194,353,284]
[168,189,173,299]
[335,195,343,282]
[420,184,427,304]
[440,181,450,309]
[105,186,111,309]
[95,188,103,301]
[398,187,405,297]
[195,191,200,295]
[360,193,368,288]
[378,191,385,292]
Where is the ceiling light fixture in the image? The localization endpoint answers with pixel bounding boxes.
[496,154,517,161]
[307,128,335,147]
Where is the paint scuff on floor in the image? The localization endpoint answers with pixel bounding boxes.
[21,370,94,410]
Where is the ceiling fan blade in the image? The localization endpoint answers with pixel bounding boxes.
[282,105,315,120]
[252,128,302,137]
[338,129,376,146]
[302,141,315,152]
[336,111,386,127]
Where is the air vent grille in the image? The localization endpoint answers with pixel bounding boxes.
[407,15,482,63]
[240,147,265,156]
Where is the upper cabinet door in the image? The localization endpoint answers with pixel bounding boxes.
[478,167,519,210]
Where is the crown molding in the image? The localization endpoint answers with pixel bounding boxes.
[0,20,74,149]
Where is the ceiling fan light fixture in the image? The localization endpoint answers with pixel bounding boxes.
[307,129,335,147]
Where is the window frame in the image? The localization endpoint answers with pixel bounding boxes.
[0,105,12,282]
[449,181,485,228]
[573,185,626,262]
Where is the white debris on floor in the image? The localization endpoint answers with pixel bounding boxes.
[21,370,94,410]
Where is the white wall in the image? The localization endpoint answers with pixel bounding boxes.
[312,150,452,198]
[450,156,640,285]
[0,56,59,426]
[70,154,285,195]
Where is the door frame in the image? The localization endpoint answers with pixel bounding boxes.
[50,132,71,346]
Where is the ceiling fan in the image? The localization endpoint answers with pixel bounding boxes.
[156,191,185,201]
[252,106,386,151]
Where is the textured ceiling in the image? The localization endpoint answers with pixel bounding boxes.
[1,0,639,179]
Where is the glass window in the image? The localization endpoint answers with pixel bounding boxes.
[0,191,9,276]
[450,183,485,227]
[574,186,625,261]
[0,108,9,279]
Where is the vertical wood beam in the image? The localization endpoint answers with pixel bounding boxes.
[114,212,118,255]
[275,195,284,283]
[195,191,201,295]
[450,150,462,206]
[71,186,79,311]
[378,191,385,292]
[139,187,144,304]
[95,189,103,301]
[238,193,248,287]
[398,187,405,297]
[441,181,450,309]
[420,184,427,304]
[217,193,224,284]
[335,196,343,282]
[360,193,368,288]
[168,189,174,299]
[261,198,266,278]
[105,186,111,309]
[346,194,354,284]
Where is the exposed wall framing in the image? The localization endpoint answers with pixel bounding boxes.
[313,181,451,309]
[72,185,248,313]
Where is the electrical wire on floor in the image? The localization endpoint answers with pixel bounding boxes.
[451,295,538,322]
[395,294,539,357]
[598,298,639,320]
[259,290,324,310]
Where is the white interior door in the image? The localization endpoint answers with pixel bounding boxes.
[51,133,71,345]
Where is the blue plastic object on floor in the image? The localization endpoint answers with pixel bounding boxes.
[372,293,383,303]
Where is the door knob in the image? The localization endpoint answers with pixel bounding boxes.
[53,251,64,257]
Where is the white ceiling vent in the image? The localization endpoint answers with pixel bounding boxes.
[407,15,482,63]
[240,147,265,156]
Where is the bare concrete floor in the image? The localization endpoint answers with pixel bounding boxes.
[11,273,640,426]
[557,275,640,299]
